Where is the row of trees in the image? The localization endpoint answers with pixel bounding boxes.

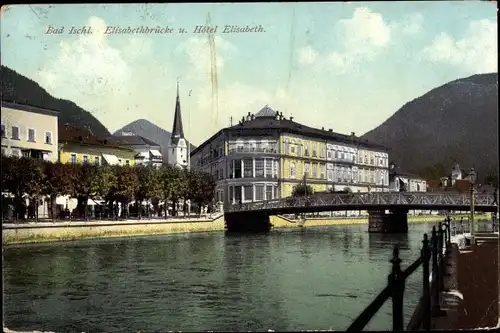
[1,156,217,221]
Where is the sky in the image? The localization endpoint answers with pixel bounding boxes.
[0,2,497,146]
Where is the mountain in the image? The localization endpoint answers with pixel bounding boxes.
[362,73,498,182]
[1,65,110,136]
[113,119,196,162]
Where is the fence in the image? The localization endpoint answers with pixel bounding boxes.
[347,221,451,331]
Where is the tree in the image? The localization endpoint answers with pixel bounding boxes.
[484,172,499,188]
[73,163,101,219]
[292,184,314,197]
[419,163,447,181]
[1,157,45,220]
[159,165,186,217]
[42,161,77,221]
[112,165,139,218]
[133,165,161,219]
[189,170,216,216]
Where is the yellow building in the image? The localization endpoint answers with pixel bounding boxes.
[190,106,389,206]
[58,124,136,166]
[280,133,327,197]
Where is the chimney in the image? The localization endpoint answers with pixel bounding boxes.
[290,116,294,121]
[351,132,355,137]
[328,129,332,132]
[322,127,324,130]
[241,116,245,123]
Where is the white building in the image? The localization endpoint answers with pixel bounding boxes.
[110,132,163,168]
[389,162,427,192]
[167,82,190,170]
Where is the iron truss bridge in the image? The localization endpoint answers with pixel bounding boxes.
[224,192,498,215]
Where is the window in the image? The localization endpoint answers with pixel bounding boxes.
[274,160,279,178]
[28,128,36,142]
[274,186,279,199]
[312,164,317,178]
[304,144,309,156]
[83,155,89,164]
[234,185,242,202]
[265,159,273,178]
[45,131,52,144]
[284,140,289,154]
[370,157,374,165]
[234,159,242,178]
[290,162,296,178]
[126,160,130,166]
[327,151,332,159]
[312,144,317,157]
[70,154,77,164]
[11,126,20,140]
[95,156,100,165]
[255,185,264,201]
[1,147,6,155]
[290,145,295,154]
[229,186,234,202]
[320,163,326,179]
[243,159,253,178]
[243,185,253,201]
[1,124,5,138]
[266,185,273,200]
[335,151,339,159]
[297,144,302,156]
[341,152,345,160]
[255,159,264,177]
[304,163,310,178]
[352,155,356,163]
[118,159,122,165]
[327,169,333,181]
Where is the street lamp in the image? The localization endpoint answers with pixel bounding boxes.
[468,168,477,245]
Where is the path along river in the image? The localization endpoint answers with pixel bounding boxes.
[3,221,493,332]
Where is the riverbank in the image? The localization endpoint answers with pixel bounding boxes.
[2,214,487,245]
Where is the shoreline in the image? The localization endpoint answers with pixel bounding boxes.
[2,214,490,246]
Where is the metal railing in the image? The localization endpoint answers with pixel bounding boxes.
[225,192,497,213]
[347,221,451,331]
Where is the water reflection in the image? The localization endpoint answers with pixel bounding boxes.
[4,222,494,332]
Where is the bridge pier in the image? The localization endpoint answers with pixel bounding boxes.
[224,212,272,233]
[368,209,409,233]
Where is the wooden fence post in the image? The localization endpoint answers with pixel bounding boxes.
[389,246,404,331]
[438,222,447,289]
[422,233,431,331]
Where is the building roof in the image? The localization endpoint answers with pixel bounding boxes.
[255,105,277,118]
[191,106,390,156]
[59,124,133,151]
[108,134,160,147]
[1,100,59,117]
[171,81,185,145]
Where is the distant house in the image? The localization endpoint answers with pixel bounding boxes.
[426,163,484,194]
[389,162,427,192]
[108,131,163,168]
[58,125,136,166]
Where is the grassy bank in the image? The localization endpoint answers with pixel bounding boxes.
[2,217,225,245]
[3,213,490,245]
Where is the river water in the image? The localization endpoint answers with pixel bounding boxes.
[3,221,494,332]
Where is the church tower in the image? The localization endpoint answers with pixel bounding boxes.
[167,81,189,169]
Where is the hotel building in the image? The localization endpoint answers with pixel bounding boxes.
[190,106,390,206]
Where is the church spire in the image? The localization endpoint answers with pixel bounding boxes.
[171,78,185,144]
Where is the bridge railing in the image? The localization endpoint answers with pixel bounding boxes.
[224,192,496,213]
[346,221,451,331]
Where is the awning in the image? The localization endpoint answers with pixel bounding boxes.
[399,177,409,185]
[150,149,162,157]
[102,153,120,165]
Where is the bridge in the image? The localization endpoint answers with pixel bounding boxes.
[224,192,498,233]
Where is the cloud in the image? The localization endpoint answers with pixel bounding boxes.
[175,35,237,82]
[36,16,150,101]
[298,45,318,66]
[421,19,497,74]
[400,13,424,35]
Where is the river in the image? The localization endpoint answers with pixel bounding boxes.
[3,221,493,332]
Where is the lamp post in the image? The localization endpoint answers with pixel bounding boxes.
[468,168,477,245]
